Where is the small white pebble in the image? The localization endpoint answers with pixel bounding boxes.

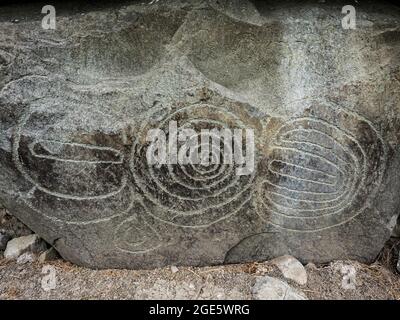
[170,266,179,273]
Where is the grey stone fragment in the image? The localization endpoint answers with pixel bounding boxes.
[0,209,33,238]
[170,266,179,273]
[0,229,11,251]
[392,217,400,238]
[271,255,307,285]
[251,276,308,300]
[16,252,36,264]
[4,235,46,259]
[305,263,318,271]
[38,247,60,263]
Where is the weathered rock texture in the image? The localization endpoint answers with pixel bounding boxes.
[0,0,399,268]
[4,234,46,259]
[251,276,308,300]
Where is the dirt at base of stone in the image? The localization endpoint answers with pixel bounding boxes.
[0,258,398,300]
[0,204,398,299]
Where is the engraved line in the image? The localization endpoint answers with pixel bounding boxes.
[28,139,124,164]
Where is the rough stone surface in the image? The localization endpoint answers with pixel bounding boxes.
[0,207,33,238]
[392,217,400,238]
[16,252,36,264]
[271,255,307,285]
[251,276,308,300]
[0,229,11,251]
[38,247,59,263]
[4,235,46,259]
[0,0,400,269]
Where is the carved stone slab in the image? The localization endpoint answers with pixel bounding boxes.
[0,0,399,268]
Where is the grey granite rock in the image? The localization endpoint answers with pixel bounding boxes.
[0,229,11,251]
[392,216,400,238]
[4,234,46,259]
[0,0,399,268]
[0,209,33,238]
[38,247,59,263]
[251,276,307,300]
[16,252,36,264]
[271,255,307,285]
[397,254,400,273]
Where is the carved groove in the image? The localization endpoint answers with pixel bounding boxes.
[130,103,257,228]
[255,104,387,231]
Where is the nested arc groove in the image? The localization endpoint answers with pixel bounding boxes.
[256,106,387,232]
[13,110,133,225]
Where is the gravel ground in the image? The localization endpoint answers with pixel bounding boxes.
[1,207,399,300]
[6,126,397,299]
[0,257,399,300]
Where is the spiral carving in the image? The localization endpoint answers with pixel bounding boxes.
[130,103,256,227]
